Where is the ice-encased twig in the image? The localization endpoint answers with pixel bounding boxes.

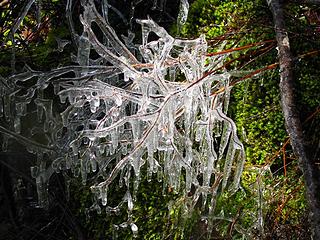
[82,3,138,65]
[11,0,35,36]
[0,125,55,152]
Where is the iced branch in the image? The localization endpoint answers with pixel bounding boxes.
[1,0,246,236]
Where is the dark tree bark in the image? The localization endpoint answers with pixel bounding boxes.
[267,0,320,238]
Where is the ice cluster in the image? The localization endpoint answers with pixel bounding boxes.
[0,0,245,236]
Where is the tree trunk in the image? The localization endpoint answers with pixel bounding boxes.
[267,0,320,238]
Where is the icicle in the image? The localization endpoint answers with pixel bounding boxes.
[15,102,27,117]
[2,135,9,152]
[230,149,245,193]
[185,138,193,164]
[3,94,11,122]
[166,100,175,142]
[114,94,122,106]
[126,191,134,212]
[111,128,119,150]
[157,167,163,182]
[177,0,189,28]
[34,98,53,132]
[70,140,79,156]
[77,34,90,66]
[204,150,216,188]
[35,175,49,208]
[121,143,128,155]
[119,222,128,229]
[80,158,87,185]
[100,186,108,206]
[60,105,76,127]
[131,154,143,178]
[30,166,39,179]
[91,154,97,172]
[0,98,3,117]
[90,98,100,113]
[52,158,62,173]
[183,89,193,135]
[130,223,138,237]
[102,0,109,22]
[147,138,155,170]
[130,120,140,146]
[221,140,236,191]
[195,123,204,142]
[14,118,21,133]
[185,169,192,193]
[217,121,232,157]
[168,67,176,81]
[53,83,60,94]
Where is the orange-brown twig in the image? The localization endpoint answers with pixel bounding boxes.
[264,105,320,173]
[206,40,276,56]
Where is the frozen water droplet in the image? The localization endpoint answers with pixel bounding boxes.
[131,223,138,237]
